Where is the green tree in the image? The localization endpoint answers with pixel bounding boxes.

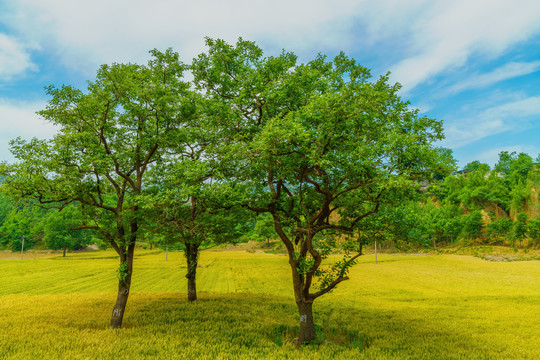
[461,210,484,240]
[252,213,275,245]
[143,158,250,302]
[486,218,513,243]
[431,148,458,180]
[464,160,490,175]
[0,204,49,251]
[382,201,430,248]
[494,151,515,176]
[0,49,194,328]
[192,38,447,344]
[495,151,533,179]
[528,217,540,248]
[514,212,528,242]
[0,192,14,227]
[38,205,93,256]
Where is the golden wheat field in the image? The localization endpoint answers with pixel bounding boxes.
[0,249,539,359]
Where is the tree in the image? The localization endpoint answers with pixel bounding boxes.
[462,211,484,240]
[431,147,458,180]
[495,151,515,176]
[528,217,540,248]
[142,158,250,302]
[464,160,490,175]
[192,38,447,344]
[38,205,93,256]
[486,218,513,243]
[0,192,14,227]
[0,49,194,328]
[495,151,533,179]
[381,201,430,248]
[252,213,275,245]
[514,212,528,244]
[0,203,48,251]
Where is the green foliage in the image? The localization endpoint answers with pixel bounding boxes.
[514,212,528,239]
[464,160,490,173]
[38,205,93,253]
[430,152,537,214]
[316,253,357,291]
[117,261,129,283]
[461,211,484,238]
[293,252,316,277]
[252,213,275,243]
[509,180,530,211]
[381,203,430,245]
[431,147,458,180]
[0,192,14,226]
[528,218,540,248]
[486,218,514,241]
[0,48,193,254]
[528,217,540,238]
[0,48,196,327]
[0,204,49,251]
[193,38,447,313]
[391,149,539,247]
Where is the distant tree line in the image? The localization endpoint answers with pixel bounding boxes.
[0,195,93,255]
[371,151,540,250]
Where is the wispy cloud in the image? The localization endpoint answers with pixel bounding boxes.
[0,99,56,162]
[447,61,540,94]
[3,0,540,89]
[389,0,540,90]
[0,33,37,81]
[442,95,540,149]
[1,0,364,73]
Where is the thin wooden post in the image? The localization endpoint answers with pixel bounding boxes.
[20,236,24,260]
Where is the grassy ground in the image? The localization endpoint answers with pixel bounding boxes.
[0,249,539,359]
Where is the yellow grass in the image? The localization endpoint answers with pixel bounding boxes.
[0,250,539,359]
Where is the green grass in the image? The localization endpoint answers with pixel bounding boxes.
[0,250,539,359]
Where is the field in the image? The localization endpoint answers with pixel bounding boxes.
[0,249,539,359]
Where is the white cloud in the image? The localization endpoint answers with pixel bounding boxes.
[442,95,540,149]
[3,0,540,88]
[0,33,37,80]
[447,61,540,94]
[1,0,366,73]
[388,0,540,90]
[0,99,57,162]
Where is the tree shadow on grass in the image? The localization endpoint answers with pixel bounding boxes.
[122,292,495,358]
[4,293,530,359]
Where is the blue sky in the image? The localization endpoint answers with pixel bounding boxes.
[1,0,539,167]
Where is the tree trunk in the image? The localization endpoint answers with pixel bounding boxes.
[63,248,66,257]
[186,272,197,302]
[110,250,134,329]
[185,242,199,302]
[110,269,132,328]
[296,300,316,344]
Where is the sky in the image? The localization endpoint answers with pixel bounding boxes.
[0,0,539,168]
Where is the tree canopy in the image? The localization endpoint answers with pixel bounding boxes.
[4,38,536,346]
[192,38,449,343]
[0,48,195,328]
